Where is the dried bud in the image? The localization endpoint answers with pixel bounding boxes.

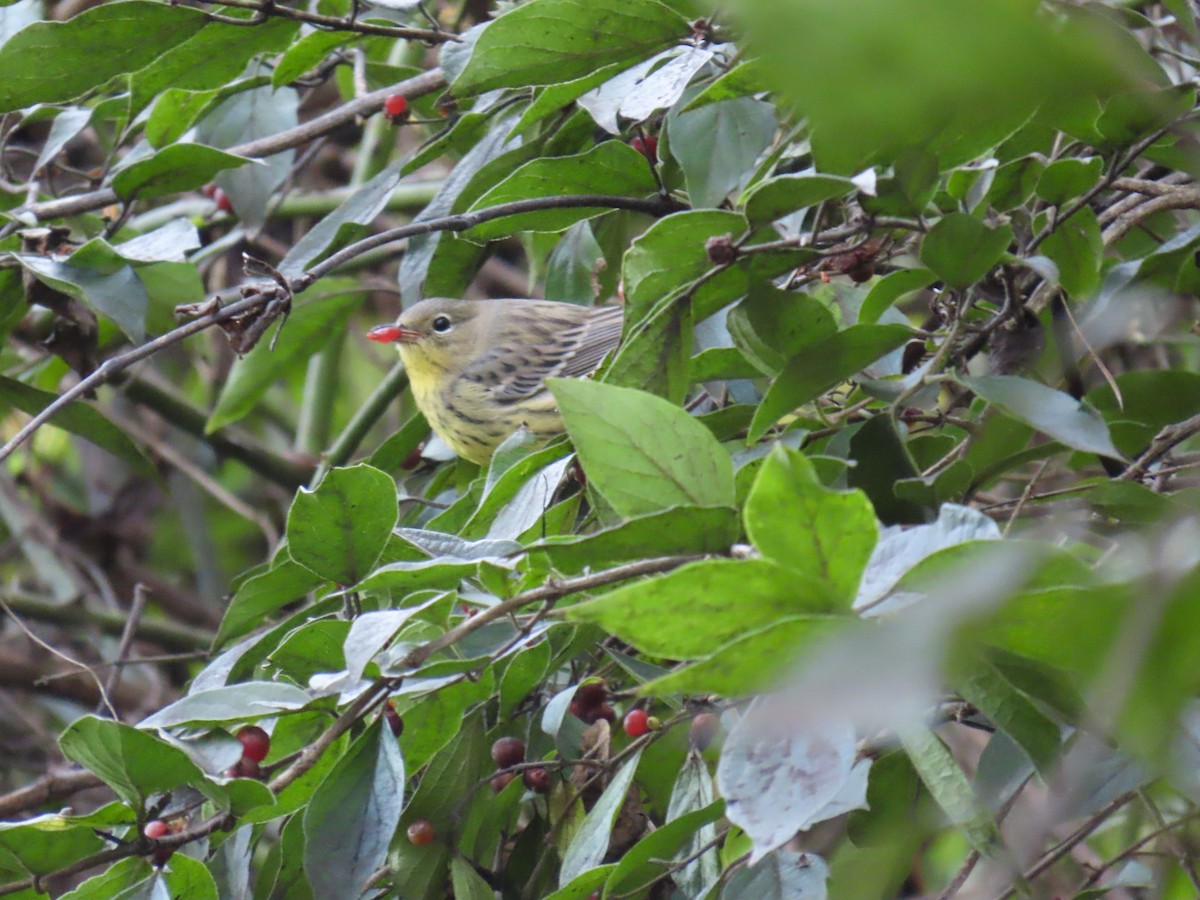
[705,234,738,266]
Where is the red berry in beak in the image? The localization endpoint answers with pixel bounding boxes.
[368,324,406,343]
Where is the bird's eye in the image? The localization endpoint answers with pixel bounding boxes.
[432,315,452,333]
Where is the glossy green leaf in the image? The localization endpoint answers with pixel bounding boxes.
[919,213,1013,289]
[453,0,688,97]
[303,723,405,900]
[549,378,734,516]
[960,375,1121,459]
[466,141,657,240]
[749,324,912,441]
[287,465,399,585]
[567,558,842,658]
[744,446,877,600]
[1040,206,1102,297]
[0,2,207,113]
[112,144,254,200]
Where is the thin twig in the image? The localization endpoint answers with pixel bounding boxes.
[97,584,148,717]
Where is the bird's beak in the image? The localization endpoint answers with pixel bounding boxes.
[368,324,421,344]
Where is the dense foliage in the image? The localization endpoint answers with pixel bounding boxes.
[1,0,1200,897]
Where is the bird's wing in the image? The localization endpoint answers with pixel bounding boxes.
[466,304,623,404]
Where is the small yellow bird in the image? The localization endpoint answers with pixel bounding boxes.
[368,298,624,465]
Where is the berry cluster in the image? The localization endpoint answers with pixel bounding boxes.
[489,736,551,794]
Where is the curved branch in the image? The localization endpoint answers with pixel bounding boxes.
[0,192,684,464]
[190,0,460,43]
[21,69,447,222]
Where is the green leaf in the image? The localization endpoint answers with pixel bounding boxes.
[112,143,254,200]
[642,615,843,696]
[59,717,221,808]
[559,749,643,886]
[749,324,913,442]
[899,726,1011,864]
[287,465,399,585]
[139,682,312,728]
[953,659,1061,777]
[669,95,777,209]
[681,59,767,112]
[741,173,855,225]
[860,268,936,325]
[745,446,877,600]
[549,378,734,516]
[621,209,748,323]
[534,505,739,573]
[919,213,1013,289]
[1040,206,1102,297]
[0,2,208,113]
[207,288,365,431]
[277,164,402,278]
[605,802,724,895]
[567,558,842,658]
[960,375,1121,459]
[452,0,688,97]
[272,28,353,88]
[303,723,405,900]
[16,250,147,341]
[0,813,108,878]
[214,560,323,648]
[0,376,148,472]
[129,14,297,114]
[466,141,658,240]
[1035,157,1102,206]
[727,284,837,374]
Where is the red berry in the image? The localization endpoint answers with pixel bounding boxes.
[623,708,649,737]
[574,680,606,710]
[689,712,720,751]
[522,766,552,794]
[569,700,585,719]
[384,701,404,737]
[200,183,218,198]
[407,819,435,845]
[630,135,658,162]
[384,93,409,119]
[226,757,263,779]
[213,187,234,215]
[491,736,525,769]
[490,771,517,793]
[143,820,169,839]
[236,725,270,762]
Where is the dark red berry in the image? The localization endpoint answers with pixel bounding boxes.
[491,736,525,769]
[384,701,404,737]
[522,766,552,794]
[384,93,409,119]
[623,708,649,737]
[491,771,517,793]
[213,187,234,215]
[236,725,270,762]
[595,703,616,724]
[705,234,737,265]
[200,183,218,199]
[226,757,262,779]
[143,820,169,839]
[689,712,720,751]
[630,135,658,162]
[400,444,425,470]
[574,680,607,710]
[407,819,435,845]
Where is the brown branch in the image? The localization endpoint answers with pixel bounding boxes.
[0,593,213,652]
[0,769,104,820]
[0,192,683,463]
[21,68,446,222]
[1118,411,1200,482]
[1101,186,1200,245]
[190,0,459,43]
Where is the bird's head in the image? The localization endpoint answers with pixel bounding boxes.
[368,298,486,375]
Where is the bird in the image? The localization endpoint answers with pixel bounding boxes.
[368,298,624,465]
